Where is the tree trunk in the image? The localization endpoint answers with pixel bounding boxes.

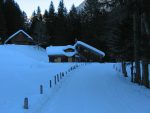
[142,59,149,87]
[142,13,150,36]
[0,3,6,42]
[131,62,134,82]
[133,9,141,84]
[121,61,128,77]
[141,12,149,88]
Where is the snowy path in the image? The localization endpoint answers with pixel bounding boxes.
[32,63,150,113]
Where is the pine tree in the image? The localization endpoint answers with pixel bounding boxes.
[81,0,106,49]
[98,1,134,60]
[43,10,50,45]
[49,1,55,15]
[43,10,49,21]
[0,0,6,42]
[132,0,141,84]
[30,6,48,46]
[22,11,30,31]
[58,0,67,17]
[31,11,36,18]
[3,0,25,36]
[30,11,37,36]
[68,4,81,43]
[37,6,42,21]
[84,0,99,21]
[47,1,56,45]
[140,0,150,88]
[54,0,68,45]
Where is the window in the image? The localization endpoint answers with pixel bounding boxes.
[54,57,61,62]
[68,57,72,62]
[57,57,61,62]
[64,48,75,52]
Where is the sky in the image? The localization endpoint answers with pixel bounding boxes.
[15,0,84,17]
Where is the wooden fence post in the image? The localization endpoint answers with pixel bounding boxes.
[50,80,52,88]
[57,74,59,82]
[60,73,62,80]
[24,97,28,109]
[62,72,64,77]
[76,65,78,68]
[40,85,43,94]
[55,76,57,85]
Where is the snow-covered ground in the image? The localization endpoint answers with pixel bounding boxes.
[0,45,150,113]
[28,63,150,113]
[114,62,150,79]
[0,45,78,113]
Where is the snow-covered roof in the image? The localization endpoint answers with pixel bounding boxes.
[75,41,105,57]
[46,45,76,57]
[4,30,33,44]
[46,41,105,57]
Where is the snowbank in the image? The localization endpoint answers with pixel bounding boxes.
[46,45,76,57]
[0,45,78,113]
[114,62,150,79]
[0,45,49,63]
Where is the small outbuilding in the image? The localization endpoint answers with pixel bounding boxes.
[4,30,35,45]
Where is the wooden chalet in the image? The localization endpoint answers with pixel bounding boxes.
[46,45,80,62]
[75,41,105,62]
[4,30,35,45]
[46,41,105,62]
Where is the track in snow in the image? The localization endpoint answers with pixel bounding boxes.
[32,63,150,113]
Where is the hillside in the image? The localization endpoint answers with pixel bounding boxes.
[0,45,49,65]
[76,0,112,12]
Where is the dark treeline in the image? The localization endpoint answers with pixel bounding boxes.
[0,0,150,87]
[29,0,108,52]
[0,0,119,58]
[105,0,150,88]
[0,0,28,42]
